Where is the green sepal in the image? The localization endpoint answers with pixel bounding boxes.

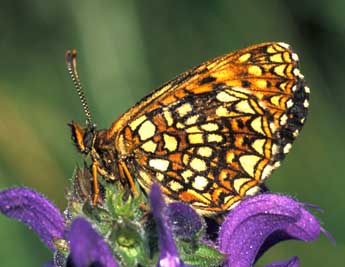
[110,219,151,267]
[104,183,144,221]
[178,241,225,267]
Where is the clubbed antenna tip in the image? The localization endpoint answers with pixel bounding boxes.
[66,49,93,127]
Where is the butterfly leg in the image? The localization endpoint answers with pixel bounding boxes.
[118,160,139,197]
[91,162,100,205]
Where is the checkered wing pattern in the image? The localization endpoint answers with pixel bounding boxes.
[109,42,309,215]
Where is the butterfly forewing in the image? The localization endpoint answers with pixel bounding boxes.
[109,42,309,215]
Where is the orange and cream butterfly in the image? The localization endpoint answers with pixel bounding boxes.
[66,42,309,216]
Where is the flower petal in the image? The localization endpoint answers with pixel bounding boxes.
[0,187,64,251]
[167,202,203,238]
[265,256,299,267]
[68,217,118,267]
[150,184,183,267]
[257,206,322,260]
[219,194,322,267]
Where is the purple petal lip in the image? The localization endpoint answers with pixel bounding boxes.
[150,184,183,267]
[219,193,323,267]
[0,187,64,251]
[68,217,118,267]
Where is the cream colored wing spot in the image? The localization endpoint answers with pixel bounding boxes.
[269,122,277,133]
[251,117,265,135]
[181,169,194,182]
[193,175,209,191]
[269,53,283,63]
[248,65,263,76]
[207,133,223,143]
[216,91,238,102]
[271,144,279,155]
[293,129,300,137]
[129,115,147,131]
[163,133,178,152]
[186,126,202,133]
[283,143,292,154]
[216,106,231,117]
[185,114,199,125]
[267,45,277,54]
[245,185,261,196]
[304,86,310,94]
[280,114,288,126]
[279,81,288,91]
[201,122,219,132]
[303,99,309,108]
[176,122,185,129]
[274,64,286,76]
[291,53,299,61]
[188,133,204,144]
[190,158,207,172]
[255,80,268,89]
[149,159,170,171]
[273,161,281,169]
[141,140,158,153]
[163,110,174,126]
[286,99,294,108]
[168,180,184,192]
[183,154,190,165]
[235,100,256,114]
[239,155,261,177]
[270,95,281,107]
[197,146,213,157]
[282,51,292,63]
[138,120,156,141]
[251,139,266,155]
[176,103,192,117]
[293,68,304,79]
[233,178,252,193]
[261,164,275,179]
[156,173,165,181]
[238,52,251,62]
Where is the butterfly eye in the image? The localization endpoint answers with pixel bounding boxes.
[83,130,94,151]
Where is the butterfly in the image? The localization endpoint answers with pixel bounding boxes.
[67,42,309,216]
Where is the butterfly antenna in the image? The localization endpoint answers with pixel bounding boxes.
[65,49,93,127]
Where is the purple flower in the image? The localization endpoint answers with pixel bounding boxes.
[150,184,196,267]
[67,217,118,267]
[0,186,330,267]
[0,188,64,251]
[0,188,118,267]
[218,193,327,267]
[150,184,183,267]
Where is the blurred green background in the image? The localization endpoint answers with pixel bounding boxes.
[0,0,344,266]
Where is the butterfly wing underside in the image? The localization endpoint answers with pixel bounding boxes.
[111,42,309,215]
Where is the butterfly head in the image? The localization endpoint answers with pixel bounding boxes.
[69,121,96,154]
[69,121,118,181]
